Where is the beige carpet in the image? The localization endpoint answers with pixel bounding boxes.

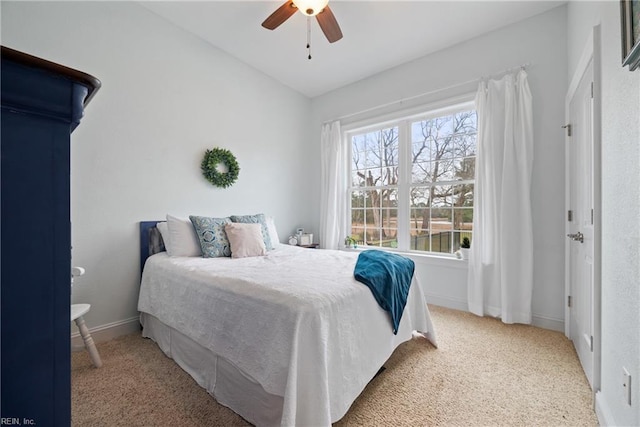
[72,306,598,426]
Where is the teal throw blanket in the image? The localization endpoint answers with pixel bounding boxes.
[354,250,415,334]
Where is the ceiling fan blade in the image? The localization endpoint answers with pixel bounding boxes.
[316,5,343,43]
[262,1,297,30]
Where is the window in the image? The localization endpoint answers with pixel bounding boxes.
[347,102,477,255]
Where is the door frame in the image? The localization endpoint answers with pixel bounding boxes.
[564,25,602,395]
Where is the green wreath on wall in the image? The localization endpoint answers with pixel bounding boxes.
[201,148,240,188]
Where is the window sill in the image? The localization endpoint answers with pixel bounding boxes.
[340,247,469,269]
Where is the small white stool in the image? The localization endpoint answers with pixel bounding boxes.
[71,303,102,368]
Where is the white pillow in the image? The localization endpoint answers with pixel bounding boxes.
[266,216,280,247]
[156,221,172,256]
[225,223,267,258]
[166,214,202,257]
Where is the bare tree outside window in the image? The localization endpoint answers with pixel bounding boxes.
[348,105,477,254]
[410,110,476,252]
[351,126,399,247]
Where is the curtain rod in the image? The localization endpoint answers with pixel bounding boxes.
[480,62,531,82]
[323,62,530,125]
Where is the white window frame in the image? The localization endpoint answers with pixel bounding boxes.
[343,95,476,257]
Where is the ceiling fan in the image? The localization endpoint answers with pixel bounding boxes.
[261,0,343,44]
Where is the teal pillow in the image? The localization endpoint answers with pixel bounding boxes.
[189,215,232,258]
[230,213,273,250]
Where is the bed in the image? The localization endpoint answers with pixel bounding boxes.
[137,220,437,426]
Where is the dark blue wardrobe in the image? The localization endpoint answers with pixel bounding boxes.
[1,46,100,425]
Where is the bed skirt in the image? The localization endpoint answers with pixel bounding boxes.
[140,312,284,426]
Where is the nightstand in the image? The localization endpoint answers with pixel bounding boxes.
[299,243,319,249]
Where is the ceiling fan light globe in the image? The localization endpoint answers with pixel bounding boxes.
[292,0,329,16]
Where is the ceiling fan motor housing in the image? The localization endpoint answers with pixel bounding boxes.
[262,0,342,44]
[292,0,329,16]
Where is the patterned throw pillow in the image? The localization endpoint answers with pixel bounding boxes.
[189,215,232,258]
[230,213,273,250]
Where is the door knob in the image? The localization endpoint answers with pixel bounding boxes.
[567,231,584,243]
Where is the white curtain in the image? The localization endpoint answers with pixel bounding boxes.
[468,70,534,324]
[319,120,346,249]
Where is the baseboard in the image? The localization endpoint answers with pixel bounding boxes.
[595,390,616,426]
[71,315,140,350]
[532,314,564,332]
[424,293,468,312]
[426,293,564,332]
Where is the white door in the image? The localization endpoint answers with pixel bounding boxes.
[566,58,595,388]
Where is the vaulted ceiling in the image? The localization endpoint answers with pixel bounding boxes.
[140,1,565,98]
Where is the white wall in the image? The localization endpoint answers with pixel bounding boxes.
[1,2,314,333]
[310,6,568,330]
[567,2,640,426]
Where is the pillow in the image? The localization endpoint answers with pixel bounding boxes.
[230,213,273,250]
[189,215,232,258]
[166,215,202,257]
[265,216,280,247]
[225,223,267,259]
[156,221,172,256]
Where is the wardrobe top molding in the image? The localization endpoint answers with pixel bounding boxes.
[1,45,101,107]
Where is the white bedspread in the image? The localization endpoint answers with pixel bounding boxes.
[138,245,437,426]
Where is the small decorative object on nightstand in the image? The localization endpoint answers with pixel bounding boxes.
[299,233,313,246]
